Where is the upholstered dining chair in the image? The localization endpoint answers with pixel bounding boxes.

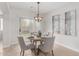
[18,36,35,56]
[37,36,55,56]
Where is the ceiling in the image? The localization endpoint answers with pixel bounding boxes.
[7,2,70,15]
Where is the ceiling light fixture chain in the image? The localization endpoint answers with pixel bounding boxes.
[34,2,43,22]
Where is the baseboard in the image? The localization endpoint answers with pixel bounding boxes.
[55,42,79,53]
[3,44,11,48]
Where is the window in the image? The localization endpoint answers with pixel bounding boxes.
[65,10,76,36]
[0,18,3,31]
[52,15,60,34]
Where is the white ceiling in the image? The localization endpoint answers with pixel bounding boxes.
[7,2,70,15]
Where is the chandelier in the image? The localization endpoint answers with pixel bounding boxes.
[34,2,43,22]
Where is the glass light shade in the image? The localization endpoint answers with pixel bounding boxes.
[34,16,43,22]
[34,2,43,22]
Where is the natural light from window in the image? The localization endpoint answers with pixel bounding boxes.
[0,18,3,31]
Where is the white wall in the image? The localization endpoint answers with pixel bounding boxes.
[41,3,79,52]
[2,3,36,48]
[2,3,42,48]
[3,9,19,48]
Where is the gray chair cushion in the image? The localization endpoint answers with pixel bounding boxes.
[18,36,35,50]
[39,37,55,52]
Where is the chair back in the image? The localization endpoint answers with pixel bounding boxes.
[18,36,26,50]
[42,36,55,52]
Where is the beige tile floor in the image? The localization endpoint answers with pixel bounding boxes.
[2,43,79,56]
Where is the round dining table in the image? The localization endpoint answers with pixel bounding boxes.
[28,36,44,55]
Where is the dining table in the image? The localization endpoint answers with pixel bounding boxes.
[21,34,46,55]
[28,36,44,55]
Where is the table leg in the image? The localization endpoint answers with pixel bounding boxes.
[35,42,37,55]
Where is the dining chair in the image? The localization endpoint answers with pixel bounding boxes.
[18,36,35,56]
[37,36,55,56]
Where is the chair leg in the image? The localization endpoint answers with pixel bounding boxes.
[52,50,54,56]
[35,49,37,56]
[37,48,40,55]
[22,50,25,56]
[20,50,22,56]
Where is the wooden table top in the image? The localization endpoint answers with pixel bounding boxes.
[28,36,44,41]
